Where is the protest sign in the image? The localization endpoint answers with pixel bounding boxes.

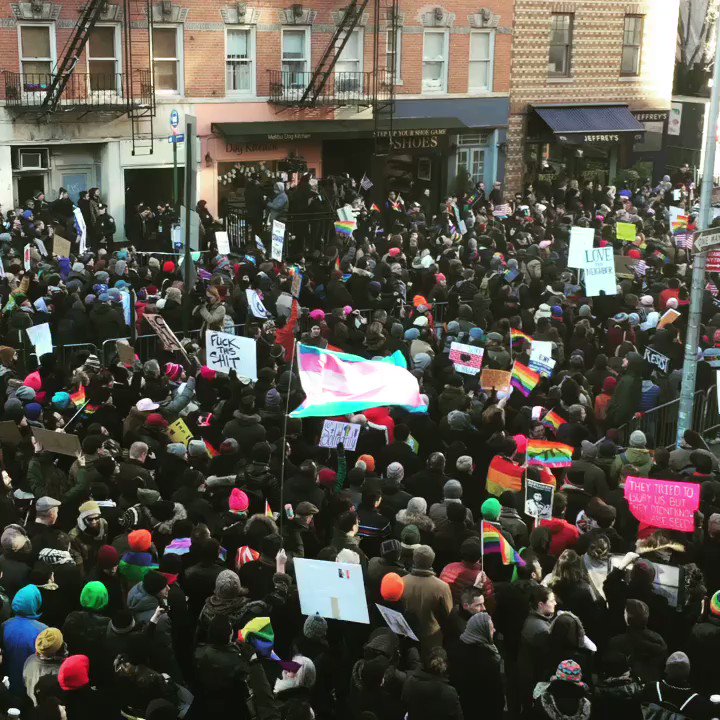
[291,272,302,299]
[143,313,185,354]
[205,331,257,379]
[31,427,82,457]
[0,257,4,279]
[73,207,87,254]
[614,255,637,279]
[23,244,31,271]
[166,418,193,446]
[26,323,53,358]
[271,220,285,261]
[644,346,670,374]
[611,555,681,607]
[480,369,512,393]
[376,604,418,641]
[583,246,617,296]
[568,227,594,269]
[337,207,354,222]
[318,420,361,451]
[34,238,48,257]
[657,309,681,329]
[53,234,71,258]
[707,250,720,272]
[525,479,554,520]
[624,476,700,532]
[529,352,555,378]
[215,231,230,255]
[492,203,511,217]
[616,222,637,242]
[246,289,270,320]
[294,558,369,624]
[116,340,136,365]
[449,342,484,375]
[530,340,553,359]
[0,421,22,446]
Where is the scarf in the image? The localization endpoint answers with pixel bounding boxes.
[38,548,75,565]
[459,612,500,660]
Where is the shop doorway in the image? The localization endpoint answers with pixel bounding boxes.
[124,167,185,222]
[322,139,374,182]
[15,173,46,206]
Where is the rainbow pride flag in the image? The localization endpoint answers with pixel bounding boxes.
[370,203,381,214]
[238,617,301,671]
[481,521,524,565]
[204,440,218,458]
[264,500,273,518]
[486,455,524,496]
[527,439,573,468]
[510,328,533,345]
[542,409,567,432]
[334,220,357,237]
[511,362,540,397]
[70,386,86,407]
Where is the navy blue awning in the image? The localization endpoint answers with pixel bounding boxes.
[531,104,644,142]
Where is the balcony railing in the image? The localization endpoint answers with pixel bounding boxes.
[268,69,392,107]
[2,70,154,113]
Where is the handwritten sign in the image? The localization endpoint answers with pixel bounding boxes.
[583,246,617,297]
[644,346,670,374]
[215,231,230,255]
[271,220,285,262]
[31,428,82,457]
[449,342,484,375]
[26,323,53,358]
[624,476,700,532]
[616,222,637,242]
[480,369,512,393]
[529,352,555,378]
[166,418,193,446]
[568,227,594,269]
[144,313,184,354]
[205,330,257,379]
[318,420,361,451]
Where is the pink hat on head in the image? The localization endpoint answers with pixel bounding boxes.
[435,273,446,282]
[309,309,326,322]
[513,434,528,454]
[388,247,401,258]
[200,366,217,381]
[165,362,182,381]
[343,305,353,316]
[229,488,249,513]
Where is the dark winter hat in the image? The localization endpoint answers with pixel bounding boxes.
[665,652,691,683]
[303,613,328,641]
[400,524,421,545]
[412,545,435,571]
[142,570,168,596]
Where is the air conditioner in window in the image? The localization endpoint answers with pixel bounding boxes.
[18,149,48,170]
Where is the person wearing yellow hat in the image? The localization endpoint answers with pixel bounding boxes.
[23,627,67,705]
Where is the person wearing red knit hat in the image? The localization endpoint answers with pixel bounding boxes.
[381,572,405,603]
[59,654,111,719]
[118,530,157,585]
[357,454,376,473]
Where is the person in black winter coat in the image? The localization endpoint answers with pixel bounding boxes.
[401,647,463,720]
[591,651,643,720]
[284,461,326,514]
[183,539,225,621]
[222,406,267,455]
[88,297,128,344]
[686,590,720,695]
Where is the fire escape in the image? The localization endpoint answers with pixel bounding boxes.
[267,0,399,155]
[2,0,155,155]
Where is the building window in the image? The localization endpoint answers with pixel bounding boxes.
[335,29,363,93]
[457,146,485,184]
[422,29,448,93]
[282,27,310,89]
[621,15,643,76]
[88,25,120,92]
[469,30,493,92]
[386,28,401,82]
[548,13,573,77]
[18,25,55,80]
[226,28,254,94]
[152,26,182,93]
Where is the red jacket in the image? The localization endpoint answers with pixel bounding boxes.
[540,517,580,557]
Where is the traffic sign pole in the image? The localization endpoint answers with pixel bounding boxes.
[170,109,180,213]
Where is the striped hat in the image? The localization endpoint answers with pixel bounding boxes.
[710,590,720,618]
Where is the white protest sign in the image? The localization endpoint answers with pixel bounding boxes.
[583,246,617,296]
[449,342,484,375]
[215,231,230,255]
[73,207,87,254]
[23,244,31,271]
[246,289,270,319]
[255,235,267,254]
[26,323,53,357]
[530,340,553,359]
[529,352,555,378]
[294,558,370,624]
[319,420,361,451]
[337,206,354,222]
[34,238,48,257]
[205,331,257,380]
[376,604,418,641]
[271,220,285,261]
[567,227,594,269]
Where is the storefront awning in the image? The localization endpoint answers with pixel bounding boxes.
[529,104,645,144]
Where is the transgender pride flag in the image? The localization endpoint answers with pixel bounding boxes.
[291,344,428,418]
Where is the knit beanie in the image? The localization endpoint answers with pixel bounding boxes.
[77,500,101,529]
[58,655,90,691]
[80,581,109,611]
[142,570,168,596]
[386,462,404,483]
[228,488,249,514]
[214,569,242,599]
[443,480,463,500]
[35,627,64,655]
[665,651,691,683]
[128,529,152,552]
[24,402,43,421]
[380,572,405,602]
[358,454,375,472]
[481,497,502,521]
[400,524,421,545]
[303,614,328,641]
[165,363,182,381]
[97,544,120,570]
[412,545,435,571]
[188,439,208,458]
[710,590,720,618]
[166,443,187,458]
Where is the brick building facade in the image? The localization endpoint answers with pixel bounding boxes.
[0,0,515,232]
[505,0,679,194]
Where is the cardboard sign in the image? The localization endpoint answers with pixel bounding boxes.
[376,604,418,641]
[644,346,670,374]
[294,558,370,624]
[53,234,71,258]
[449,342,484,375]
[624,476,700,532]
[31,427,82,457]
[26,323,53,358]
[615,255,637,279]
[480,369,512,393]
[616,222,637,242]
[271,220,285,262]
[568,227,594,269]
[143,313,184,354]
[657,309,681,329]
[116,340,136,365]
[205,331,257,379]
[319,420,361,451]
[583,246,617,297]
[215,231,230,255]
[166,418,193,446]
[525,479,554,520]
[0,421,22,446]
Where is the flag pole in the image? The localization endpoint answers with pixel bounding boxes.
[279,340,297,534]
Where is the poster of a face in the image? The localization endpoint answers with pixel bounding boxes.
[524,479,554,520]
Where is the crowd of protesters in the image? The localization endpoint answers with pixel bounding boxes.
[0,163,718,720]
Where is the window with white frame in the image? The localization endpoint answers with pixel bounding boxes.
[153,26,182,93]
[226,27,254,94]
[19,25,55,81]
[457,146,485,184]
[335,29,363,93]
[422,29,448,93]
[548,13,573,77]
[468,30,493,92]
[88,25,120,92]
[282,28,310,88]
[385,28,401,82]
[621,15,643,76]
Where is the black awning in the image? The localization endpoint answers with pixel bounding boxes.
[530,104,645,144]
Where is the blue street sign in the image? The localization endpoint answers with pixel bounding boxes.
[168,134,185,143]
[170,109,179,128]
